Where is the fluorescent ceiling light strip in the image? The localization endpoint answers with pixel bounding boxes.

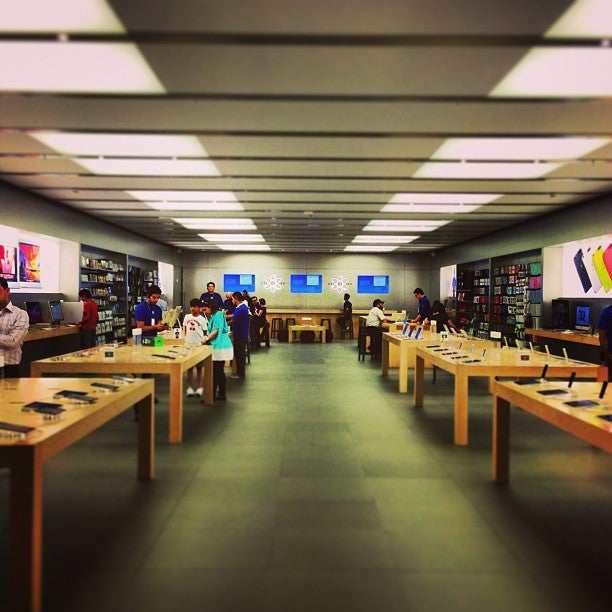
[431,137,610,160]
[344,245,398,252]
[389,193,499,204]
[216,244,270,251]
[75,158,220,176]
[382,204,481,213]
[0,0,125,32]
[352,235,418,243]
[147,202,243,211]
[413,162,561,179]
[490,48,612,97]
[173,218,257,230]
[32,133,208,157]
[365,220,448,231]
[199,234,265,242]
[545,0,612,39]
[0,42,164,93]
[128,190,238,202]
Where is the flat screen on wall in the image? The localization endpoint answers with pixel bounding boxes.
[357,275,390,294]
[18,241,41,286]
[290,274,322,294]
[224,273,256,293]
[0,244,17,282]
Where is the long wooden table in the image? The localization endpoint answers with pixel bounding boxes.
[492,379,612,484]
[31,344,213,444]
[287,324,327,343]
[381,332,496,393]
[413,345,606,446]
[525,328,600,347]
[0,376,154,612]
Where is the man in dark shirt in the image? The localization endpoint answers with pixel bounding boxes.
[411,288,431,324]
[230,291,250,379]
[336,293,353,332]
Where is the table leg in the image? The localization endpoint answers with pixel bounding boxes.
[454,372,469,446]
[168,364,183,444]
[9,447,43,612]
[203,354,214,406]
[414,355,424,407]
[381,341,389,377]
[492,395,511,484]
[398,343,408,394]
[136,392,155,480]
[321,329,326,343]
[288,326,293,342]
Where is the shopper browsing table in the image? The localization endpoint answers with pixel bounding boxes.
[0,276,28,377]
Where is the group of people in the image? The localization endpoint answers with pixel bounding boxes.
[364,288,461,358]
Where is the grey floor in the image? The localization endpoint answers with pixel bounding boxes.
[1,339,611,611]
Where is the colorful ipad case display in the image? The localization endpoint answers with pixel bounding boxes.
[592,245,612,292]
[18,241,41,286]
[0,244,17,282]
[573,248,592,293]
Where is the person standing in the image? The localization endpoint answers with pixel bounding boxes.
[230,290,250,379]
[336,293,353,332]
[0,276,29,377]
[411,288,432,324]
[200,281,224,310]
[183,298,208,397]
[202,299,234,400]
[425,300,460,333]
[134,284,169,336]
[598,304,612,381]
[77,288,99,348]
[365,298,390,358]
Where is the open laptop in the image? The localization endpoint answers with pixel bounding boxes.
[62,301,84,325]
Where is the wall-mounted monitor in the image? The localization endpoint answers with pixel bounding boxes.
[0,244,17,282]
[25,301,44,325]
[357,275,389,294]
[48,300,64,325]
[18,241,42,287]
[574,304,590,332]
[224,273,256,293]
[290,274,322,294]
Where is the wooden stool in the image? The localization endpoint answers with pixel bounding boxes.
[270,318,283,338]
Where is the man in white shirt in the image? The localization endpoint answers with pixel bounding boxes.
[0,277,29,377]
[365,299,390,358]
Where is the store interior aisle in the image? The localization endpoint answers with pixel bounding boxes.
[1,341,610,611]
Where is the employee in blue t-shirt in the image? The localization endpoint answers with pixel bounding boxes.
[411,288,432,324]
[134,284,169,337]
[229,291,250,379]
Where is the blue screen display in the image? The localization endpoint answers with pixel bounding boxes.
[357,275,389,294]
[290,274,323,293]
[224,273,256,293]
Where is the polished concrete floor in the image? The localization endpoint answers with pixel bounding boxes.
[1,339,611,611]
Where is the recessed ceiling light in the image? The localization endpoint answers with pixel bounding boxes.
[545,0,612,39]
[0,42,164,93]
[382,204,481,213]
[431,137,610,160]
[146,202,243,211]
[352,235,418,244]
[216,244,270,251]
[0,0,125,32]
[75,158,220,176]
[198,234,265,242]
[413,162,561,179]
[489,47,612,97]
[173,218,257,230]
[344,245,399,252]
[364,220,449,231]
[32,133,208,157]
[128,190,238,202]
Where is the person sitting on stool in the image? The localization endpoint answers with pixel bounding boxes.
[365,298,390,358]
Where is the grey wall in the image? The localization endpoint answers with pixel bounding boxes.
[181,251,435,314]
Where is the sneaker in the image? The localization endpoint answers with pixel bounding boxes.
[186,387,195,397]
[195,387,204,397]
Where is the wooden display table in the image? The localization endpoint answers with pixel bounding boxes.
[31,344,213,444]
[413,345,606,446]
[287,324,326,343]
[0,377,154,612]
[23,325,80,343]
[492,379,612,484]
[525,328,600,347]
